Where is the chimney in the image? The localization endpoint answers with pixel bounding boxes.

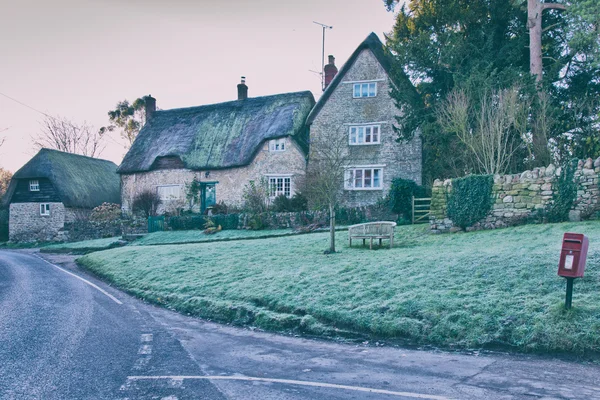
[237,76,248,100]
[324,55,338,89]
[145,95,156,120]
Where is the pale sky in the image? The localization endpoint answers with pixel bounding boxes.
[0,0,397,172]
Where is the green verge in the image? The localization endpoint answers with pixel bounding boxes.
[77,221,600,355]
[41,237,123,255]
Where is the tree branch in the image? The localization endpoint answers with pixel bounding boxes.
[542,3,567,11]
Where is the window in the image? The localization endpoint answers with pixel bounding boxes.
[157,185,182,201]
[345,168,383,190]
[349,125,380,145]
[270,138,286,152]
[353,82,377,98]
[40,203,50,216]
[268,176,291,198]
[29,180,39,191]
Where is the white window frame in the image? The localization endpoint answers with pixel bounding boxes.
[267,175,292,198]
[29,180,40,191]
[156,184,183,201]
[344,167,383,191]
[349,124,381,145]
[269,138,286,152]
[40,203,50,216]
[353,82,377,98]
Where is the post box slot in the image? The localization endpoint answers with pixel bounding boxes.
[564,239,582,244]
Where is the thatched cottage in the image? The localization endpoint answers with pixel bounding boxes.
[118,84,315,213]
[3,149,120,242]
[307,33,422,207]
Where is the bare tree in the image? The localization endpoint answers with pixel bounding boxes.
[0,168,12,199]
[304,124,350,253]
[34,116,105,157]
[437,87,529,175]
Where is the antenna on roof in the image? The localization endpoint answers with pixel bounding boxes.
[313,21,333,92]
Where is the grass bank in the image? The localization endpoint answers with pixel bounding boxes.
[41,237,123,254]
[78,221,600,354]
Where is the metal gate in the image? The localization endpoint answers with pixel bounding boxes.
[148,216,165,233]
[412,196,431,224]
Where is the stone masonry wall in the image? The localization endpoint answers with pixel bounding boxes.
[430,158,600,233]
[121,137,307,213]
[309,48,422,207]
[9,202,66,242]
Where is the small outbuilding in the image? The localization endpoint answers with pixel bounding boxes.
[2,149,120,242]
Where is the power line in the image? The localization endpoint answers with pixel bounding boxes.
[0,90,126,149]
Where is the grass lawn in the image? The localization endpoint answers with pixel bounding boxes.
[41,237,122,254]
[78,221,600,354]
[132,228,298,246]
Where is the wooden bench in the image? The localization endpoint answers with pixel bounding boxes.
[348,221,396,249]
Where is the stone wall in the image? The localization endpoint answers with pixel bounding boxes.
[430,158,600,233]
[309,48,422,207]
[9,202,67,242]
[121,137,307,213]
[63,217,147,242]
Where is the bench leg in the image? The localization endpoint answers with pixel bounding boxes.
[390,235,393,249]
[349,238,352,247]
[363,239,365,246]
[379,238,382,246]
[370,237,373,250]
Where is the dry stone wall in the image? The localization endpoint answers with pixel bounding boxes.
[430,158,600,233]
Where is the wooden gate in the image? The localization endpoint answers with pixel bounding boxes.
[412,196,431,224]
[148,216,165,233]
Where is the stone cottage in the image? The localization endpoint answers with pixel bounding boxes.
[306,32,422,207]
[3,149,120,242]
[118,82,315,213]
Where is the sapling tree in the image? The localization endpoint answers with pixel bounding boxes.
[304,124,349,253]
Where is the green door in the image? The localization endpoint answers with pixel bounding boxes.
[200,182,218,214]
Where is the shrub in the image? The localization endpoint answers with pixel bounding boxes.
[447,175,494,230]
[545,159,578,223]
[290,193,308,211]
[132,190,162,217]
[386,178,428,222]
[211,201,228,215]
[89,203,121,223]
[168,213,239,231]
[242,180,269,214]
[0,208,8,242]
[272,195,292,212]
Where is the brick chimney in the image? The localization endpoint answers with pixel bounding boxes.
[324,55,338,89]
[237,76,248,100]
[145,95,156,120]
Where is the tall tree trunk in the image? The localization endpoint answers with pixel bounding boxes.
[527,0,567,165]
[528,0,544,83]
[329,204,336,253]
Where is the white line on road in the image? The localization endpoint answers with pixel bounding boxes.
[127,375,453,399]
[35,255,122,305]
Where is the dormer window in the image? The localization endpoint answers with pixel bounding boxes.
[29,180,39,191]
[270,138,286,152]
[353,82,377,98]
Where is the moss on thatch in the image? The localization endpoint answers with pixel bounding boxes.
[5,149,120,209]
[118,91,315,173]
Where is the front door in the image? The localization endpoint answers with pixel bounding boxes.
[200,182,217,214]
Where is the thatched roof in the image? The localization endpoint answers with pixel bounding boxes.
[3,149,120,209]
[306,32,414,125]
[118,91,315,174]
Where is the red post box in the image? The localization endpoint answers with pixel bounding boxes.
[558,233,589,278]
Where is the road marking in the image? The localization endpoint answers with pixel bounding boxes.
[141,334,153,342]
[127,375,453,399]
[138,344,152,355]
[35,255,122,304]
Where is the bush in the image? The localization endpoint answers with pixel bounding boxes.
[447,175,494,230]
[90,203,121,223]
[290,193,308,211]
[545,159,578,223]
[272,193,309,212]
[210,201,228,215]
[168,213,239,231]
[132,190,162,217]
[387,178,428,222]
[0,208,8,242]
[242,180,268,214]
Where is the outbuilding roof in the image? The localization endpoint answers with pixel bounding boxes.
[3,148,120,209]
[118,91,315,174]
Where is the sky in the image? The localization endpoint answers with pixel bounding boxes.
[0,0,398,173]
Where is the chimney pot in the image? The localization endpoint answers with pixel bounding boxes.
[324,55,338,90]
[145,95,156,120]
[237,76,248,100]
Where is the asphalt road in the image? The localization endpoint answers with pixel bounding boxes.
[1,250,600,400]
